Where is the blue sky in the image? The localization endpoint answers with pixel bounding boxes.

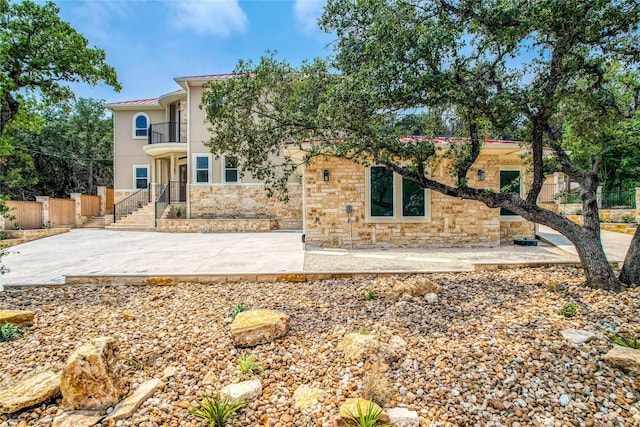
[54,0,332,103]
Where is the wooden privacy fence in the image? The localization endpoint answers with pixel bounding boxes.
[81,195,101,217]
[4,201,42,230]
[49,198,75,227]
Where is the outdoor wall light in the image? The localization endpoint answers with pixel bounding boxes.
[323,169,330,182]
[477,169,485,181]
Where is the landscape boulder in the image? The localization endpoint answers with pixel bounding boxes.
[560,329,596,344]
[603,345,640,376]
[336,398,389,427]
[0,309,35,327]
[103,378,165,423]
[390,277,439,300]
[338,333,406,364]
[293,385,325,410]
[220,379,262,402]
[230,309,290,347]
[0,370,60,414]
[52,410,104,427]
[60,336,128,410]
[387,407,420,426]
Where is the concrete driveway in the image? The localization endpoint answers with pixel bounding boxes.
[1,229,304,286]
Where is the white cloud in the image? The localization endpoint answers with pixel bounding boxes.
[167,0,248,37]
[294,0,326,34]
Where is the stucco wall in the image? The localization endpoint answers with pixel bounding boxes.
[303,156,534,248]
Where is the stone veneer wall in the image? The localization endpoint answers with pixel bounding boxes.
[114,190,135,205]
[304,157,534,248]
[189,183,302,228]
[156,218,278,233]
[499,220,536,243]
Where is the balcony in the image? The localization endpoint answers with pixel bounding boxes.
[148,122,184,144]
[143,122,187,158]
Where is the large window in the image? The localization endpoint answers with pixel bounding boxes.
[194,155,210,184]
[368,166,428,220]
[133,113,148,138]
[499,170,521,216]
[223,156,239,183]
[133,165,149,189]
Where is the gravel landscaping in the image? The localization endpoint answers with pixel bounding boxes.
[1,267,639,426]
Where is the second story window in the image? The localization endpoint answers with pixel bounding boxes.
[133,113,148,138]
[224,156,239,183]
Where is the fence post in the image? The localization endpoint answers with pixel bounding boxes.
[97,186,106,216]
[35,196,50,228]
[70,193,83,227]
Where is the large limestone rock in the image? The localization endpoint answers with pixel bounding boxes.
[560,329,596,344]
[390,277,439,300]
[220,379,262,402]
[603,345,640,375]
[52,410,104,427]
[103,378,165,423]
[387,407,420,426]
[336,398,389,427]
[230,309,290,347]
[0,309,35,327]
[60,336,127,410]
[293,385,325,410]
[0,370,60,414]
[338,333,406,364]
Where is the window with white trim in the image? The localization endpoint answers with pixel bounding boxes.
[133,165,149,189]
[133,113,149,138]
[223,156,239,183]
[194,155,210,184]
[499,169,522,217]
[368,166,428,220]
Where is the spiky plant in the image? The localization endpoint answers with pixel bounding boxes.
[0,323,24,342]
[608,332,640,349]
[345,401,392,427]
[238,353,263,376]
[187,394,246,427]
[363,290,378,301]
[229,303,248,319]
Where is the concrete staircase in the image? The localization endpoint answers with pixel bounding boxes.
[82,216,108,229]
[106,203,156,231]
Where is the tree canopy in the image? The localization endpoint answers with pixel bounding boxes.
[203,0,640,290]
[0,0,120,137]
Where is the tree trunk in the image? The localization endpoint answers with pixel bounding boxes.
[619,226,640,286]
[0,94,20,137]
[571,230,621,291]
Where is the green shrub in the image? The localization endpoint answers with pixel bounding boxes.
[187,394,246,427]
[0,323,24,342]
[621,214,636,224]
[229,303,248,319]
[363,290,378,301]
[344,401,392,427]
[608,332,640,349]
[238,353,263,376]
[558,303,578,318]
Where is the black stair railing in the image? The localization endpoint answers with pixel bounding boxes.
[155,184,169,223]
[113,185,150,223]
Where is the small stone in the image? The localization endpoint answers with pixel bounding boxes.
[220,379,262,402]
[559,394,572,406]
[162,366,177,379]
[230,309,290,347]
[387,407,419,425]
[0,370,60,414]
[0,309,35,327]
[52,410,104,427]
[293,385,325,410]
[202,371,216,385]
[560,329,595,344]
[424,293,438,304]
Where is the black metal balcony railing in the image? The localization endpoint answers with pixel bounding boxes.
[148,122,185,144]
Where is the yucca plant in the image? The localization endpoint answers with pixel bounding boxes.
[187,394,246,427]
[0,323,24,342]
[345,402,392,427]
[238,353,263,376]
[608,332,640,349]
[229,303,248,319]
[363,290,378,301]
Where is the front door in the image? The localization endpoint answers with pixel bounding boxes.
[179,164,187,202]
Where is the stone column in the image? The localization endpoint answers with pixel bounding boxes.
[636,187,640,223]
[70,193,82,227]
[35,196,50,227]
[97,186,106,216]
